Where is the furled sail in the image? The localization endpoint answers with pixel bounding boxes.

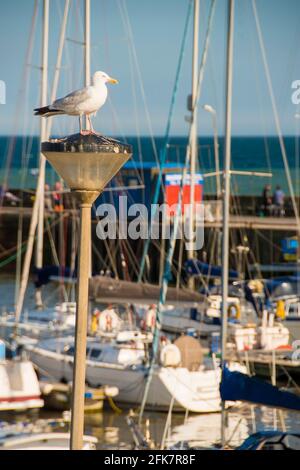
[220,367,300,411]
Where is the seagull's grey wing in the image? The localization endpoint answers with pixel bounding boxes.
[52,87,91,113]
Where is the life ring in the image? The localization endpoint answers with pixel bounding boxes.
[227,302,241,320]
[105,313,113,331]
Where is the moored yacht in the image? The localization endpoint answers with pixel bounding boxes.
[0,301,76,343]
[0,340,43,412]
[25,333,246,413]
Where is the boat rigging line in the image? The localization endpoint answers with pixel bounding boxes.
[138,0,217,425]
[138,0,193,283]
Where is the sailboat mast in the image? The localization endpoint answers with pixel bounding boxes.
[46,0,70,136]
[85,0,91,119]
[35,0,49,308]
[221,0,234,447]
[84,0,93,279]
[187,0,199,290]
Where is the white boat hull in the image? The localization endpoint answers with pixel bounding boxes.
[0,360,43,412]
[27,346,242,413]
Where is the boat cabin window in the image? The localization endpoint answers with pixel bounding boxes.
[65,346,91,356]
[286,302,300,318]
[89,348,102,359]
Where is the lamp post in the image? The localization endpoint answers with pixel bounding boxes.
[42,133,132,450]
[187,0,200,291]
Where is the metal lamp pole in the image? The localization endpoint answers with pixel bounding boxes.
[42,134,132,450]
[203,104,221,199]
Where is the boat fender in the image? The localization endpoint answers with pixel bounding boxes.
[228,303,241,320]
[0,340,5,360]
[160,344,181,368]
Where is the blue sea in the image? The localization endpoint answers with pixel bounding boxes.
[0,135,299,195]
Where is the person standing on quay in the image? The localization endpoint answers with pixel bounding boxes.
[53,181,64,213]
[273,185,285,217]
[262,184,272,216]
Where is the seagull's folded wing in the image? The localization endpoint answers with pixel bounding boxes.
[52,87,91,113]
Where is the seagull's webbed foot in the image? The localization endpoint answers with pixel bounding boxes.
[88,130,113,143]
[79,128,115,144]
[80,129,93,136]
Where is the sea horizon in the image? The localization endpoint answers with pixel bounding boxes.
[0,135,299,196]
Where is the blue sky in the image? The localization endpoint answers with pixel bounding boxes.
[0,0,300,136]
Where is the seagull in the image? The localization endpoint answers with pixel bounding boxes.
[34,71,118,135]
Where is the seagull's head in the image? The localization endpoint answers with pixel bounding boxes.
[93,71,118,86]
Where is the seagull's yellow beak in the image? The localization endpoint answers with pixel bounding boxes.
[108,77,118,84]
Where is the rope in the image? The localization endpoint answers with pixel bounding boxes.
[279,366,300,393]
[0,0,38,208]
[160,396,175,450]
